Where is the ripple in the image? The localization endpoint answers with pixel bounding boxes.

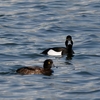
[0,72,10,75]
[20,53,42,58]
[75,71,93,76]
[0,0,100,100]
[1,43,19,46]
[0,14,5,17]
[67,89,100,94]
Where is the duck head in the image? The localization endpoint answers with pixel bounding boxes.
[65,35,73,47]
[43,59,53,69]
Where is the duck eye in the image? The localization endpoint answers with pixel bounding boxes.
[48,61,50,64]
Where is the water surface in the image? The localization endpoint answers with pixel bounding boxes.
[0,0,100,100]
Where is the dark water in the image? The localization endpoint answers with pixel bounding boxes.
[0,0,100,100]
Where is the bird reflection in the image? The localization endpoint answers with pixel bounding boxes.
[66,53,74,60]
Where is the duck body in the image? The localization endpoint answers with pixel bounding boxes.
[16,66,53,75]
[41,46,74,56]
[41,35,74,56]
[41,47,68,56]
[16,59,54,76]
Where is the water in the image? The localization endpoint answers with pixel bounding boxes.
[0,0,100,100]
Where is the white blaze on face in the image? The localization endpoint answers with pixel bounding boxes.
[68,41,71,45]
[48,49,62,56]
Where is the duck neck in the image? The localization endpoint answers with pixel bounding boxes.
[43,64,51,70]
[67,45,72,54]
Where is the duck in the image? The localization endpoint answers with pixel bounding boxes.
[16,59,54,76]
[41,35,74,56]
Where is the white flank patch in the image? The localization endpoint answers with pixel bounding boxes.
[47,49,62,56]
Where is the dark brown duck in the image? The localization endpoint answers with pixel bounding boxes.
[16,59,54,76]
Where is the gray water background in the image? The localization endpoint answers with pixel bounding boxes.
[0,0,100,100]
